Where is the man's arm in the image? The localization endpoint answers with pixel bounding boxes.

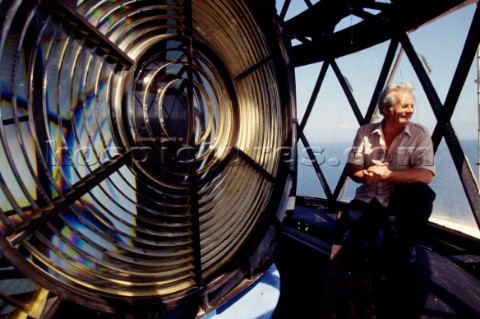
[387,167,433,184]
[346,163,369,183]
[347,163,433,184]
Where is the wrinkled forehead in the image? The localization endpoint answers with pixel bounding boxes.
[391,90,414,107]
[395,92,415,106]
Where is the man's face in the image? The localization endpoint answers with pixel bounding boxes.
[385,92,414,127]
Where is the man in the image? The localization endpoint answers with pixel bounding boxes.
[344,82,436,267]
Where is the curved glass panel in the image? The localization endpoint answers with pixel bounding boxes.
[0,0,295,314]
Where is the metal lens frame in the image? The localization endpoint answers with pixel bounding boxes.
[0,0,295,315]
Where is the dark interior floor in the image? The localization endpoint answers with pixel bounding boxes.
[272,232,330,319]
[272,205,480,319]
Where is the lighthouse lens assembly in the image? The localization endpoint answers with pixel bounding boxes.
[0,0,295,314]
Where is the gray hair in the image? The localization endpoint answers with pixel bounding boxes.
[378,82,415,115]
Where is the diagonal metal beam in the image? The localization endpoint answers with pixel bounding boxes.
[41,0,134,68]
[299,61,329,131]
[330,59,364,125]
[236,148,277,183]
[298,130,334,206]
[400,24,480,229]
[363,39,401,124]
[7,151,133,245]
[432,3,480,142]
[333,39,401,201]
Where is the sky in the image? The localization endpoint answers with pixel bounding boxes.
[275,0,479,143]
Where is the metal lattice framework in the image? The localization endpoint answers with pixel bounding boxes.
[282,0,480,230]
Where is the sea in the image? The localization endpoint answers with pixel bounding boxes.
[297,138,480,238]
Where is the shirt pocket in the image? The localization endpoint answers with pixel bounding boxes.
[391,148,411,169]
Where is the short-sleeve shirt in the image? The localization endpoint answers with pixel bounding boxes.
[347,121,435,207]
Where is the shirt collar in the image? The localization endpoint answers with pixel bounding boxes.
[372,121,412,137]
